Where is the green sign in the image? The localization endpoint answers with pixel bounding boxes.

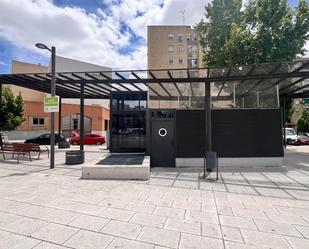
[44,96,59,112]
[303,98,309,104]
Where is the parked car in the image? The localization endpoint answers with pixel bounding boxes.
[283,128,298,145]
[296,135,309,145]
[24,133,66,145]
[297,132,309,137]
[69,131,105,145]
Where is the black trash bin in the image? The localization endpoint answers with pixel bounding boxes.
[66,150,84,165]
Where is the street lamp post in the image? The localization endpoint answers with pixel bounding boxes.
[35,43,56,169]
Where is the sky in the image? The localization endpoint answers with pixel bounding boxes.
[0,0,307,73]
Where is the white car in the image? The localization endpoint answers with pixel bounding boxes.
[283,128,297,145]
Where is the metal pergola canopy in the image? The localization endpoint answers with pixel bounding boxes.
[1,59,309,100]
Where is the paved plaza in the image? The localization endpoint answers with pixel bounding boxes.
[0,146,309,248]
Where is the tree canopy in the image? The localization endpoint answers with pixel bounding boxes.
[196,0,309,67]
[297,109,309,132]
[0,86,25,132]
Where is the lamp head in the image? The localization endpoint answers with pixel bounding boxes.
[35,43,50,51]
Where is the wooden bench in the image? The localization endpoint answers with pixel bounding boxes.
[30,144,49,159]
[1,143,49,163]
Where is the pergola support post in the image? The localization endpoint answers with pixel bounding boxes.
[282,98,287,148]
[80,82,85,151]
[58,97,62,148]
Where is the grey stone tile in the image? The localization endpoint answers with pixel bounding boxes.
[219,215,257,230]
[99,198,129,209]
[124,201,156,214]
[101,220,142,240]
[164,218,201,235]
[186,210,219,225]
[221,226,243,243]
[69,214,110,232]
[285,236,309,249]
[43,209,80,225]
[107,237,154,249]
[130,213,166,228]
[31,223,79,244]
[295,224,309,238]
[0,232,40,249]
[153,206,185,219]
[64,230,114,249]
[99,207,135,222]
[72,203,107,216]
[202,223,221,239]
[2,216,48,236]
[241,229,291,249]
[172,200,201,211]
[34,242,69,249]
[0,211,20,226]
[179,233,224,249]
[254,219,302,237]
[137,226,180,248]
[224,241,261,249]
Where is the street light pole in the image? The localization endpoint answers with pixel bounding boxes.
[35,43,56,169]
[50,46,56,169]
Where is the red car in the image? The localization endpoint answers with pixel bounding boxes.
[296,135,309,145]
[69,130,105,145]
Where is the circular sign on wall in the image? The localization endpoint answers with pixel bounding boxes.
[158,128,167,137]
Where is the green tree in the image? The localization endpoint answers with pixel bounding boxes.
[0,86,25,132]
[197,0,309,67]
[297,109,309,132]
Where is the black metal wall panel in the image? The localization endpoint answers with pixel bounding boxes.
[175,109,283,158]
[176,110,205,157]
[212,109,283,157]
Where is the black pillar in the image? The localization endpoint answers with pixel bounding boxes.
[283,98,286,148]
[58,97,62,149]
[80,82,85,151]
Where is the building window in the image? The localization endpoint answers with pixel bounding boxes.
[178,34,183,42]
[179,58,184,64]
[179,71,184,77]
[32,117,45,126]
[168,33,174,40]
[187,34,191,41]
[178,46,183,52]
[168,58,174,65]
[104,119,109,131]
[168,45,174,52]
[192,59,198,67]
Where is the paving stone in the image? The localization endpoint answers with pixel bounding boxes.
[145,197,173,207]
[137,226,180,248]
[64,230,114,249]
[153,206,185,219]
[285,236,309,249]
[31,223,79,244]
[217,206,234,216]
[224,241,261,249]
[130,213,166,228]
[202,223,221,239]
[295,224,309,238]
[241,229,291,249]
[69,214,110,232]
[99,198,129,209]
[185,210,219,225]
[172,200,201,211]
[42,209,80,225]
[254,219,302,237]
[33,242,69,249]
[107,237,154,249]
[0,232,40,249]
[124,201,156,214]
[99,207,135,222]
[179,233,224,249]
[0,211,20,226]
[219,215,257,230]
[101,220,142,240]
[221,226,243,243]
[72,203,107,216]
[265,212,308,225]
[232,208,269,220]
[2,216,48,236]
[164,218,201,235]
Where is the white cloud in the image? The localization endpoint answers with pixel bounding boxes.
[0,0,209,70]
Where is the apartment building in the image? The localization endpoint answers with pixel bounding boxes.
[147,25,203,71]
[147,25,204,108]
